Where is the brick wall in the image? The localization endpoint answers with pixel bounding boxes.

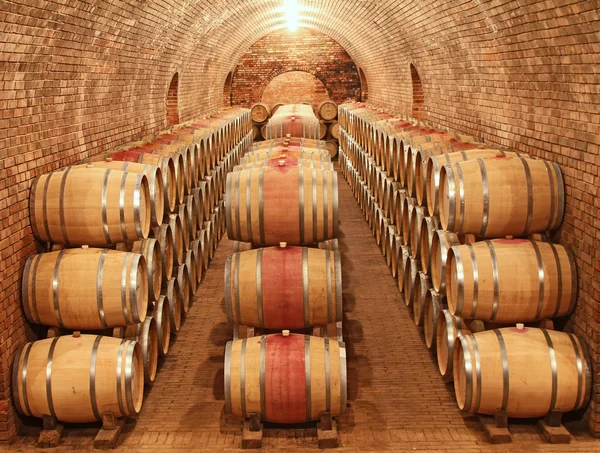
[231,28,362,108]
[261,71,330,113]
[1,0,599,441]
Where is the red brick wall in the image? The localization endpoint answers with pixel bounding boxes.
[231,29,362,108]
[261,71,330,113]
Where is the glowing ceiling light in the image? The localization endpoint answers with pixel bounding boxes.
[283,0,299,31]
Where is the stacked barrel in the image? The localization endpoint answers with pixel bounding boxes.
[250,103,271,142]
[338,101,591,422]
[223,109,347,424]
[13,108,252,426]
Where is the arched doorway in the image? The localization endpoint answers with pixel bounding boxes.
[261,71,330,112]
[359,67,368,101]
[410,64,424,120]
[166,73,179,127]
[223,72,233,106]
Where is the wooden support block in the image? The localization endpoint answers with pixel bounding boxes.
[241,413,263,449]
[478,413,511,444]
[37,415,63,448]
[538,420,571,444]
[93,412,124,450]
[539,411,571,443]
[317,412,339,449]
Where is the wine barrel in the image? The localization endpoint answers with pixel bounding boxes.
[242,149,331,163]
[425,149,528,216]
[109,151,177,214]
[234,158,334,172]
[225,246,342,329]
[412,271,429,326]
[402,257,419,307]
[226,166,339,246]
[184,194,199,238]
[192,184,210,224]
[167,213,184,265]
[251,103,270,123]
[430,230,463,295]
[30,168,151,247]
[419,216,440,275]
[185,249,199,295]
[150,296,171,356]
[446,239,576,323]
[329,122,339,140]
[319,122,328,140]
[397,245,411,292]
[137,147,185,205]
[401,197,417,247]
[439,156,564,237]
[260,124,269,141]
[189,239,204,286]
[176,264,191,315]
[408,205,427,259]
[197,228,211,272]
[120,317,158,384]
[252,138,328,151]
[130,238,162,302]
[436,310,470,378]
[12,334,143,422]
[177,204,191,251]
[164,279,182,332]
[423,290,446,350]
[73,161,164,227]
[325,141,339,159]
[455,327,591,417]
[151,224,174,285]
[22,248,147,330]
[390,234,402,279]
[252,124,260,141]
[318,101,338,121]
[224,333,347,423]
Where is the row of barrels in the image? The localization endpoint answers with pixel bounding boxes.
[253,117,339,141]
[338,102,591,420]
[222,126,347,424]
[251,100,338,125]
[13,109,253,425]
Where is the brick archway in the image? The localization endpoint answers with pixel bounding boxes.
[258,66,334,102]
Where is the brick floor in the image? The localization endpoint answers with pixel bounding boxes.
[10,168,599,452]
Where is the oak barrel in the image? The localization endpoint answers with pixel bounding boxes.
[30,168,151,247]
[425,149,528,216]
[150,296,171,356]
[251,103,270,123]
[22,248,147,330]
[130,239,162,303]
[226,166,339,246]
[119,317,158,384]
[439,156,564,237]
[224,333,347,423]
[73,161,164,227]
[109,151,177,213]
[446,239,577,322]
[225,246,342,329]
[151,224,174,285]
[454,327,591,417]
[164,279,182,332]
[318,101,338,121]
[423,290,446,350]
[12,334,143,422]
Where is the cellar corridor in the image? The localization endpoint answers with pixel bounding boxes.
[12,168,596,453]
